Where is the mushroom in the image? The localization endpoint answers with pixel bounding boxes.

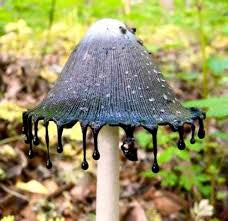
[22,18,206,221]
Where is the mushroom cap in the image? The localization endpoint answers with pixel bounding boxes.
[23,19,206,172]
[28,18,204,130]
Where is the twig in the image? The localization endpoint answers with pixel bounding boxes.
[0,183,28,202]
[0,135,24,145]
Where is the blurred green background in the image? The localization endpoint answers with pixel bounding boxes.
[0,0,227,221]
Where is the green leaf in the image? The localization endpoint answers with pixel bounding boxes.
[207,164,219,175]
[157,129,177,146]
[198,184,212,197]
[158,147,175,164]
[175,149,190,160]
[159,170,178,187]
[187,141,204,152]
[141,170,156,178]
[184,96,228,118]
[196,174,210,182]
[179,174,192,190]
[135,131,152,149]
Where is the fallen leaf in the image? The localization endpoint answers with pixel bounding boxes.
[153,191,181,216]
[122,201,148,221]
[16,180,48,195]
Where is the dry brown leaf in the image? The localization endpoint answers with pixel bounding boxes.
[122,201,148,221]
[153,191,181,216]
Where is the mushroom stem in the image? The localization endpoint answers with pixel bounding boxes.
[96,126,119,221]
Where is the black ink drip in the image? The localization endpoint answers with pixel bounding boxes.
[81,125,89,170]
[92,128,100,160]
[177,126,186,150]
[152,128,159,173]
[45,122,52,169]
[121,126,138,161]
[22,112,29,144]
[33,119,40,145]
[190,124,196,144]
[198,118,205,139]
[57,126,63,153]
[28,116,34,158]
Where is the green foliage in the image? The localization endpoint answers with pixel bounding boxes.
[184,96,228,118]
[143,169,178,187]
[138,126,225,197]
[135,131,152,149]
[136,129,177,150]
[176,165,212,196]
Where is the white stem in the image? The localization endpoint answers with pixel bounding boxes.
[96,126,119,221]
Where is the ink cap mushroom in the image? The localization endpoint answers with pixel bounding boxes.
[22,18,206,173]
[22,18,206,221]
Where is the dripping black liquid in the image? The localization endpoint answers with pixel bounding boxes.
[22,111,205,173]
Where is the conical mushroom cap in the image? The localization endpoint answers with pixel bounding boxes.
[23,19,206,172]
[28,18,203,129]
